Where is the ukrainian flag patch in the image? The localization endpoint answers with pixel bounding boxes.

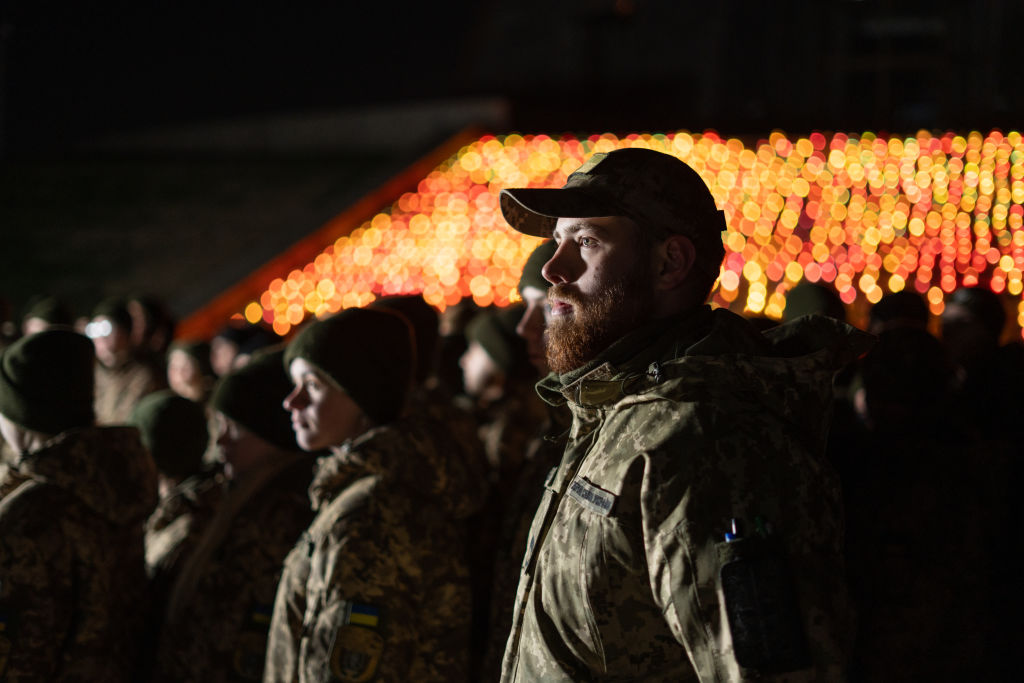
[347,603,380,629]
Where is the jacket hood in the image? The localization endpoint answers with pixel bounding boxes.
[538,308,874,453]
[308,413,486,519]
[18,425,159,525]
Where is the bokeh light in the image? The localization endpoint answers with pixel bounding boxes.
[252,130,1024,340]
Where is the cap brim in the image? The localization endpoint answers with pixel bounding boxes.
[499,188,620,237]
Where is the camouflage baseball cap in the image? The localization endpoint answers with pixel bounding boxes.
[500,147,726,274]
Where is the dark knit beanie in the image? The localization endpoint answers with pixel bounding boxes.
[948,286,1006,341]
[283,308,413,425]
[518,240,557,295]
[0,329,95,434]
[130,390,209,478]
[370,295,439,384]
[783,282,847,323]
[210,348,300,452]
[466,304,528,373]
[23,296,74,327]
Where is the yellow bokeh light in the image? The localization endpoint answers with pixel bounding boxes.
[244,129,1024,335]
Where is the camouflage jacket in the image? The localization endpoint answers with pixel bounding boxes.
[263,414,485,683]
[501,307,872,683]
[152,453,314,683]
[145,470,225,596]
[482,402,571,681]
[0,426,158,682]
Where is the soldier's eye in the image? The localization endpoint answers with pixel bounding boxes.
[579,236,596,247]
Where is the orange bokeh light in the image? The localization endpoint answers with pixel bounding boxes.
[246,129,1024,339]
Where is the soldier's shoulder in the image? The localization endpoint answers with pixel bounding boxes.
[0,479,76,535]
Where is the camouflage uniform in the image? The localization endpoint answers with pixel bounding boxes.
[0,426,158,682]
[145,469,225,595]
[95,359,166,425]
[151,454,313,683]
[481,402,571,681]
[264,414,483,683]
[501,307,872,682]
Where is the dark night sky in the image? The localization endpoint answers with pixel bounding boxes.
[1,1,480,151]
[4,0,1020,154]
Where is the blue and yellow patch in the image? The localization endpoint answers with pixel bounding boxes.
[347,603,380,629]
[329,602,384,682]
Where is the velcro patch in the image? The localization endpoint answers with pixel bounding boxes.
[347,603,380,629]
[568,476,616,516]
[330,624,384,682]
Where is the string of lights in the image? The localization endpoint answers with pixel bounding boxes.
[248,130,1024,340]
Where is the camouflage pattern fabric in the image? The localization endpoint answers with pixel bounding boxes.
[264,414,484,683]
[0,426,158,682]
[94,359,166,425]
[481,403,570,681]
[500,307,873,682]
[145,469,225,592]
[151,454,313,683]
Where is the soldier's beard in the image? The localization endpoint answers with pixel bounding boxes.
[545,263,656,375]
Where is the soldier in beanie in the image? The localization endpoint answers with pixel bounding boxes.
[497,148,871,681]
[480,240,572,680]
[130,390,221,681]
[88,297,166,424]
[149,348,314,683]
[0,329,158,682]
[265,307,479,682]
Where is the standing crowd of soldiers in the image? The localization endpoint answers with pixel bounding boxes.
[2,149,1021,682]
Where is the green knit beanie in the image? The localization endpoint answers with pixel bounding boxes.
[466,304,528,373]
[518,240,556,295]
[0,329,95,434]
[210,348,299,452]
[283,308,413,425]
[130,390,209,478]
[23,296,74,327]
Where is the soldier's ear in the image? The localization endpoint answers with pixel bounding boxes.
[653,235,696,292]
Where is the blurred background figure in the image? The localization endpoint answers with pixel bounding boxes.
[131,390,218,593]
[835,327,1000,681]
[0,329,157,681]
[166,340,216,403]
[480,239,573,681]
[782,280,848,323]
[867,290,929,335]
[940,286,1024,445]
[152,348,313,683]
[88,297,167,424]
[435,298,481,397]
[130,389,219,679]
[210,321,279,376]
[128,294,177,363]
[514,240,557,376]
[461,304,546,479]
[20,295,74,336]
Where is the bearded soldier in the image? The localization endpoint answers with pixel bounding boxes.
[498,148,872,682]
